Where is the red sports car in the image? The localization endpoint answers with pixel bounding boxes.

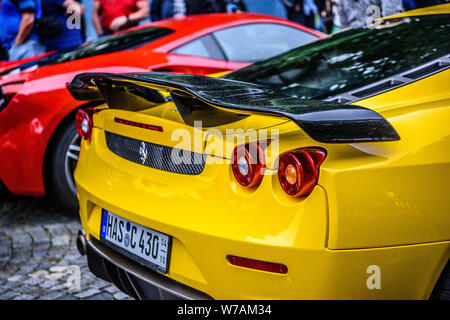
[0,13,322,210]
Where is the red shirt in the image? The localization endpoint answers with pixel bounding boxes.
[97,0,140,31]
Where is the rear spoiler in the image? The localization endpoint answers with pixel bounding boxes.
[67,72,400,143]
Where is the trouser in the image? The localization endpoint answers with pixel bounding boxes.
[7,38,46,61]
[286,10,316,29]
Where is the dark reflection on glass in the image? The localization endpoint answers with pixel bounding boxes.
[0,27,173,76]
[227,15,450,100]
[53,27,173,63]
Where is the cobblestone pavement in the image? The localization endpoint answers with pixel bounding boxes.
[0,195,132,300]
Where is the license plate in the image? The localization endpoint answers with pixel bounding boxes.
[100,209,171,274]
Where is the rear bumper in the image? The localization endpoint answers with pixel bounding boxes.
[83,234,211,300]
[79,218,450,300]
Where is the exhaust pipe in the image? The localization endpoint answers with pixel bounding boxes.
[76,230,87,256]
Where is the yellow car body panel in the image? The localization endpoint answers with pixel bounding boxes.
[74,8,450,299]
[75,121,449,299]
[324,69,450,249]
[380,3,450,20]
[75,70,450,299]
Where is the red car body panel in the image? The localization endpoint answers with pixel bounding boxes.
[0,51,55,73]
[0,13,322,196]
[0,66,148,195]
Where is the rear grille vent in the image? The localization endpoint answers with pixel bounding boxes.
[105,131,205,175]
[403,60,450,80]
[326,96,352,104]
[352,79,404,98]
[325,55,450,104]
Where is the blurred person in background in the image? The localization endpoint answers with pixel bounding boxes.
[184,0,246,14]
[81,0,99,41]
[402,0,416,10]
[0,0,7,60]
[40,0,85,51]
[338,0,403,29]
[150,0,244,22]
[150,0,186,21]
[414,0,445,8]
[281,0,319,29]
[281,0,301,23]
[0,46,7,61]
[318,0,334,33]
[244,0,286,18]
[0,0,46,60]
[93,0,149,36]
[314,0,326,31]
[331,0,340,32]
[218,0,247,12]
[184,0,221,15]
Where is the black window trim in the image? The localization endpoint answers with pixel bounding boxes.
[169,33,226,61]
[209,32,229,61]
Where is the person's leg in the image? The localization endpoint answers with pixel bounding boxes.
[304,14,315,29]
[0,46,7,60]
[29,39,46,56]
[8,45,26,61]
[331,24,341,33]
[284,6,306,24]
[291,11,306,25]
[161,0,175,19]
[8,39,46,61]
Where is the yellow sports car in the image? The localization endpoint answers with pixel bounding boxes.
[69,5,450,299]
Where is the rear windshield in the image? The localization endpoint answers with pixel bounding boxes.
[1,27,173,75]
[226,15,450,100]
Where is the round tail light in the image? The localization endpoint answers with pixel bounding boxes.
[231,143,265,188]
[278,148,326,197]
[75,108,94,140]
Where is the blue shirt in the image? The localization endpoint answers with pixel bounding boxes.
[0,0,42,49]
[41,0,83,51]
[303,0,318,16]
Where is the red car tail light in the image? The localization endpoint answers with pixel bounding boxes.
[231,142,265,188]
[75,108,95,140]
[0,82,24,111]
[278,148,326,197]
[227,255,288,274]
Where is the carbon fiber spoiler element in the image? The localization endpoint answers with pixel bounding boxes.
[67,72,400,143]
